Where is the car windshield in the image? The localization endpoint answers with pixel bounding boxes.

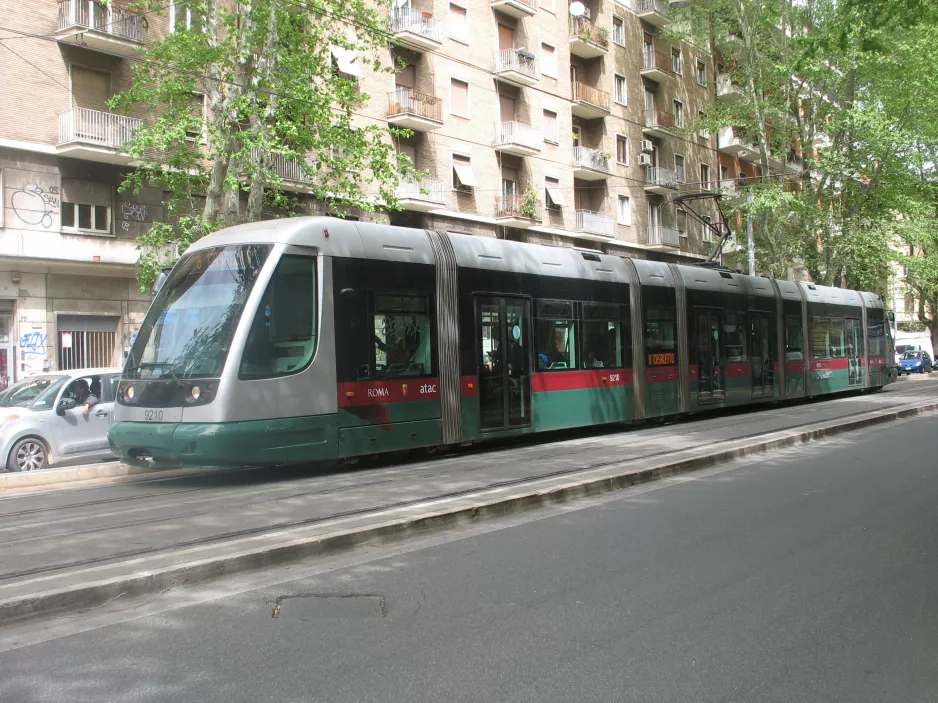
[0,375,66,408]
[124,245,272,380]
[902,351,923,360]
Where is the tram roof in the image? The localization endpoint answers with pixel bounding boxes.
[188,217,882,305]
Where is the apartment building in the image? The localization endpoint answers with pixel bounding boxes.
[0,0,730,388]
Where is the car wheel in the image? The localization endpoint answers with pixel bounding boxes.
[7,437,48,472]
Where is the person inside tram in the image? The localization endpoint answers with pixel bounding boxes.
[583,333,605,369]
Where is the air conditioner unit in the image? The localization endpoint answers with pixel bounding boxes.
[640,139,654,153]
[639,153,653,166]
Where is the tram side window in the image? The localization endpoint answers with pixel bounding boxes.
[725,313,747,362]
[785,315,803,360]
[536,300,576,371]
[810,316,832,359]
[581,303,627,369]
[868,323,884,356]
[239,255,317,380]
[372,294,434,378]
[645,307,677,365]
[829,317,846,358]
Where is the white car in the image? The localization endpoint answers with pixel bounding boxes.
[0,368,123,472]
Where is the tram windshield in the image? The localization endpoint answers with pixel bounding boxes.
[124,245,272,380]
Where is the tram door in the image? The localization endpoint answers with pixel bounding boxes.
[749,313,775,398]
[695,310,725,404]
[476,297,532,431]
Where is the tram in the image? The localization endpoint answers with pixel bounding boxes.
[109,217,894,468]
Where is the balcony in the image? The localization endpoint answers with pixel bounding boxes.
[716,74,742,100]
[647,224,681,247]
[57,108,141,164]
[719,179,738,197]
[643,166,679,194]
[569,17,609,59]
[636,0,672,28]
[387,89,443,131]
[396,177,445,211]
[573,146,612,180]
[642,108,676,139]
[785,152,804,174]
[494,49,539,87]
[495,121,542,156]
[571,81,610,119]
[491,0,536,19]
[250,149,316,190]
[717,126,758,159]
[56,0,144,57]
[390,7,442,52]
[640,48,674,83]
[496,195,541,228]
[575,210,614,238]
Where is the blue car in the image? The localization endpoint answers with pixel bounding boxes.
[898,350,933,375]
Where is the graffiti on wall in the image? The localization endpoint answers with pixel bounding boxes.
[18,328,49,376]
[19,331,47,357]
[10,184,60,229]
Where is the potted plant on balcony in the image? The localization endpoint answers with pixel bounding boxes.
[520,187,540,219]
[596,27,610,48]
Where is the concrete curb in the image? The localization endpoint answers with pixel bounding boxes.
[0,463,216,493]
[1,399,935,627]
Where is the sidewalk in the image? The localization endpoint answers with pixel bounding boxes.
[0,382,935,625]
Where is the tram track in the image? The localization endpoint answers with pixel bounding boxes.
[0,385,933,587]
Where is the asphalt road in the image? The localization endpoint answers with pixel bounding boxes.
[2,408,937,702]
[0,380,935,592]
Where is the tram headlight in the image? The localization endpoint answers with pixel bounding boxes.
[188,385,201,402]
[125,385,135,401]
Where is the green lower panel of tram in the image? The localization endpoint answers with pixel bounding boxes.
[645,381,681,419]
[109,414,340,468]
[533,387,634,432]
[810,369,865,396]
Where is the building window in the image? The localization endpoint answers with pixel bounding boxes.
[450,77,470,118]
[612,15,625,46]
[617,194,631,226]
[614,74,627,105]
[170,1,202,32]
[541,42,557,78]
[448,3,468,44]
[616,134,629,165]
[543,109,559,143]
[700,164,711,191]
[696,59,707,86]
[545,176,565,209]
[702,215,713,242]
[677,208,687,237]
[674,154,686,183]
[671,47,682,75]
[673,99,684,128]
[698,110,709,140]
[186,93,206,141]
[540,0,555,13]
[61,202,110,234]
[452,153,477,190]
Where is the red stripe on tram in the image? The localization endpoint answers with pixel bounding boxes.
[532,369,633,393]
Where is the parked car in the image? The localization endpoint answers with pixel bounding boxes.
[0,368,122,472]
[897,350,934,376]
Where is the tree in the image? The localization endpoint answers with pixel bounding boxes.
[110,0,409,289]
[680,0,938,292]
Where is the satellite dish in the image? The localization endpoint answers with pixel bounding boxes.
[569,2,586,17]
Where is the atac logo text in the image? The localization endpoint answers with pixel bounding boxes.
[420,383,438,394]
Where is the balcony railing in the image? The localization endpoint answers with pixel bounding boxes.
[496,121,542,150]
[387,88,442,123]
[494,49,538,79]
[644,166,679,189]
[58,0,144,42]
[396,177,445,204]
[648,225,680,247]
[644,108,676,131]
[496,194,541,220]
[572,81,610,111]
[390,7,442,43]
[569,17,609,48]
[575,210,614,237]
[573,146,611,173]
[250,149,315,184]
[58,108,141,149]
[642,48,673,73]
[638,0,670,14]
